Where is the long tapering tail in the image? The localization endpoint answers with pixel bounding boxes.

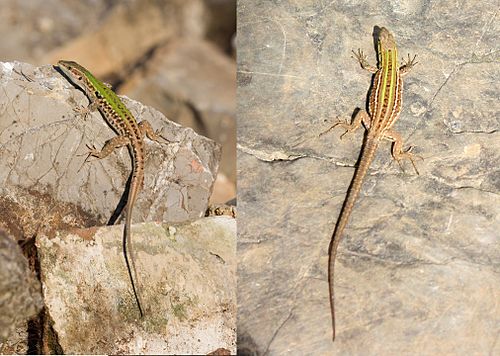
[123,174,144,318]
[329,137,379,340]
[123,217,143,317]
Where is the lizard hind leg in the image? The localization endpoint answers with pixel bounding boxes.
[77,135,131,172]
[83,135,131,160]
[384,129,423,175]
[138,120,170,144]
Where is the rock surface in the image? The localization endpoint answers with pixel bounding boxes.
[36,216,236,355]
[237,2,499,355]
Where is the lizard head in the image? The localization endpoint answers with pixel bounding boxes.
[57,60,90,90]
[377,27,397,65]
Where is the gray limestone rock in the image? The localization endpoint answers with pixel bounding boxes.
[36,216,236,355]
[0,61,220,228]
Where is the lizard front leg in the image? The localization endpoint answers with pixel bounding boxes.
[320,109,371,139]
[399,54,418,77]
[138,120,163,142]
[74,101,99,120]
[138,120,173,144]
[352,49,378,73]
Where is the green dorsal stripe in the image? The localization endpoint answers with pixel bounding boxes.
[85,71,134,119]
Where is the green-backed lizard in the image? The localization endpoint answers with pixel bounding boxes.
[58,60,163,318]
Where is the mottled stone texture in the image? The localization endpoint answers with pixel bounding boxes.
[36,217,236,355]
[237,1,499,355]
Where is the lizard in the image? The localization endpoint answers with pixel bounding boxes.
[320,27,419,340]
[58,60,164,318]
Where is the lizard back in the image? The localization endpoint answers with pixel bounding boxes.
[368,28,403,137]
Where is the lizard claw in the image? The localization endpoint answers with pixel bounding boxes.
[319,122,337,138]
[319,118,347,139]
[73,105,90,120]
[76,144,97,172]
[352,49,371,68]
[77,144,100,161]
[338,125,353,140]
[76,100,97,118]
[394,146,423,175]
[351,49,366,62]
[154,128,162,137]
[85,143,99,154]
[73,101,98,120]
[154,129,172,144]
[401,53,418,70]
[319,118,353,140]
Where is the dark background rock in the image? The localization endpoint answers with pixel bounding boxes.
[0,229,42,351]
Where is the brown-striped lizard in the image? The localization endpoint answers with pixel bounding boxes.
[320,27,419,340]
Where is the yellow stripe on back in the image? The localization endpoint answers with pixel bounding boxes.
[387,48,397,116]
[378,50,390,118]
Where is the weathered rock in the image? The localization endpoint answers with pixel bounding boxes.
[0,61,220,232]
[237,2,499,355]
[36,216,236,355]
[0,229,42,346]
